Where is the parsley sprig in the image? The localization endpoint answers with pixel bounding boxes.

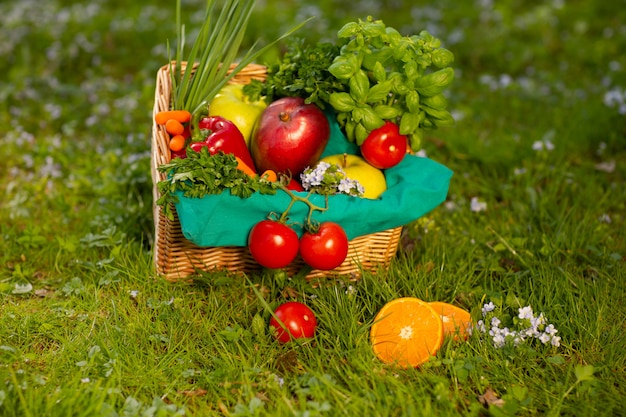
[243,38,343,108]
[156,149,278,220]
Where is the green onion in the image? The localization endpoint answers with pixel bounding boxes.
[168,0,310,117]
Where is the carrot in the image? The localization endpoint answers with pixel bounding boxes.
[235,156,257,176]
[165,119,185,136]
[261,169,278,182]
[169,135,186,152]
[155,110,191,125]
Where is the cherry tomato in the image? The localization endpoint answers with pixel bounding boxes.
[269,302,317,343]
[286,178,305,192]
[248,220,299,269]
[360,121,408,169]
[299,222,349,270]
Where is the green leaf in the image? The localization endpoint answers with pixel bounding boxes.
[337,21,360,38]
[415,67,455,97]
[431,113,455,126]
[399,111,422,135]
[367,81,391,103]
[372,61,387,82]
[408,130,423,151]
[343,118,357,142]
[329,92,356,112]
[421,94,448,110]
[349,70,370,102]
[373,104,400,119]
[421,105,452,120]
[575,365,596,382]
[390,72,410,95]
[355,123,369,145]
[362,48,394,71]
[362,20,386,37]
[359,106,385,131]
[403,60,418,79]
[546,355,566,365]
[405,90,420,113]
[328,55,357,80]
[431,48,455,68]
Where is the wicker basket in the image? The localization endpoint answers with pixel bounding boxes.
[151,62,402,282]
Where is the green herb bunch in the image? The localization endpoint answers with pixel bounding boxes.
[169,0,309,118]
[156,149,278,220]
[243,38,343,108]
[328,17,455,150]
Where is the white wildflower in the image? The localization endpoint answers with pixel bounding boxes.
[470,197,487,212]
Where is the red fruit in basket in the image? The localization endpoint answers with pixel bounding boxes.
[251,97,330,176]
[286,178,305,192]
[248,220,299,269]
[191,116,257,171]
[270,302,317,343]
[360,121,408,169]
[299,222,349,271]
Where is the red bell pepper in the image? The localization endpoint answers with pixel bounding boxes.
[190,116,257,172]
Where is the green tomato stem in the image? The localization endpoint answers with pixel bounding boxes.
[278,185,328,230]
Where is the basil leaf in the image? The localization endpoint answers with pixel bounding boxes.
[360,106,385,131]
[390,73,410,95]
[329,55,357,80]
[399,111,423,135]
[372,61,387,82]
[344,118,357,142]
[367,81,391,103]
[362,20,386,37]
[421,94,448,110]
[408,129,423,151]
[374,104,401,119]
[363,48,394,71]
[425,110,455,127]
[421,105,451,120]
[405,90,420,113]
[403,61,418,80]
[415,67,455,96]
[355,122,369,145]
[431,48,455,68]
[329,92,356,112]
[337,21,360,38]
[349,70,370,103]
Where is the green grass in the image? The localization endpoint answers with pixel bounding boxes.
[1,0,625,415]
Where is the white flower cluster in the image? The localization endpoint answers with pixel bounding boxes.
[475,301,562,349]
[300,161,364,196]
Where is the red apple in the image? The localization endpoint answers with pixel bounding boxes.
[360,121,408,169]
[251,97,330,176]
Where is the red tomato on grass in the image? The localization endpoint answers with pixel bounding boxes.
[248,220,299,269]
[299,222,349,270]
[270,302,317,343]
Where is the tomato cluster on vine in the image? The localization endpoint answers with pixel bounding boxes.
[248,219,348,271]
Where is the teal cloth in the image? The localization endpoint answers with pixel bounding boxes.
[174,112,453,247]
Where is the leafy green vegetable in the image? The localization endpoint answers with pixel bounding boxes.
[328,17,456,149]
[243,38,344,108]
[156,149,278,220]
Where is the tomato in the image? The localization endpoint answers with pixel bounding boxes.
[299,222,349,271]
[286,178,305,192]
[269,302,317,343]
[248,220,299,269]
[360,121,408,169]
